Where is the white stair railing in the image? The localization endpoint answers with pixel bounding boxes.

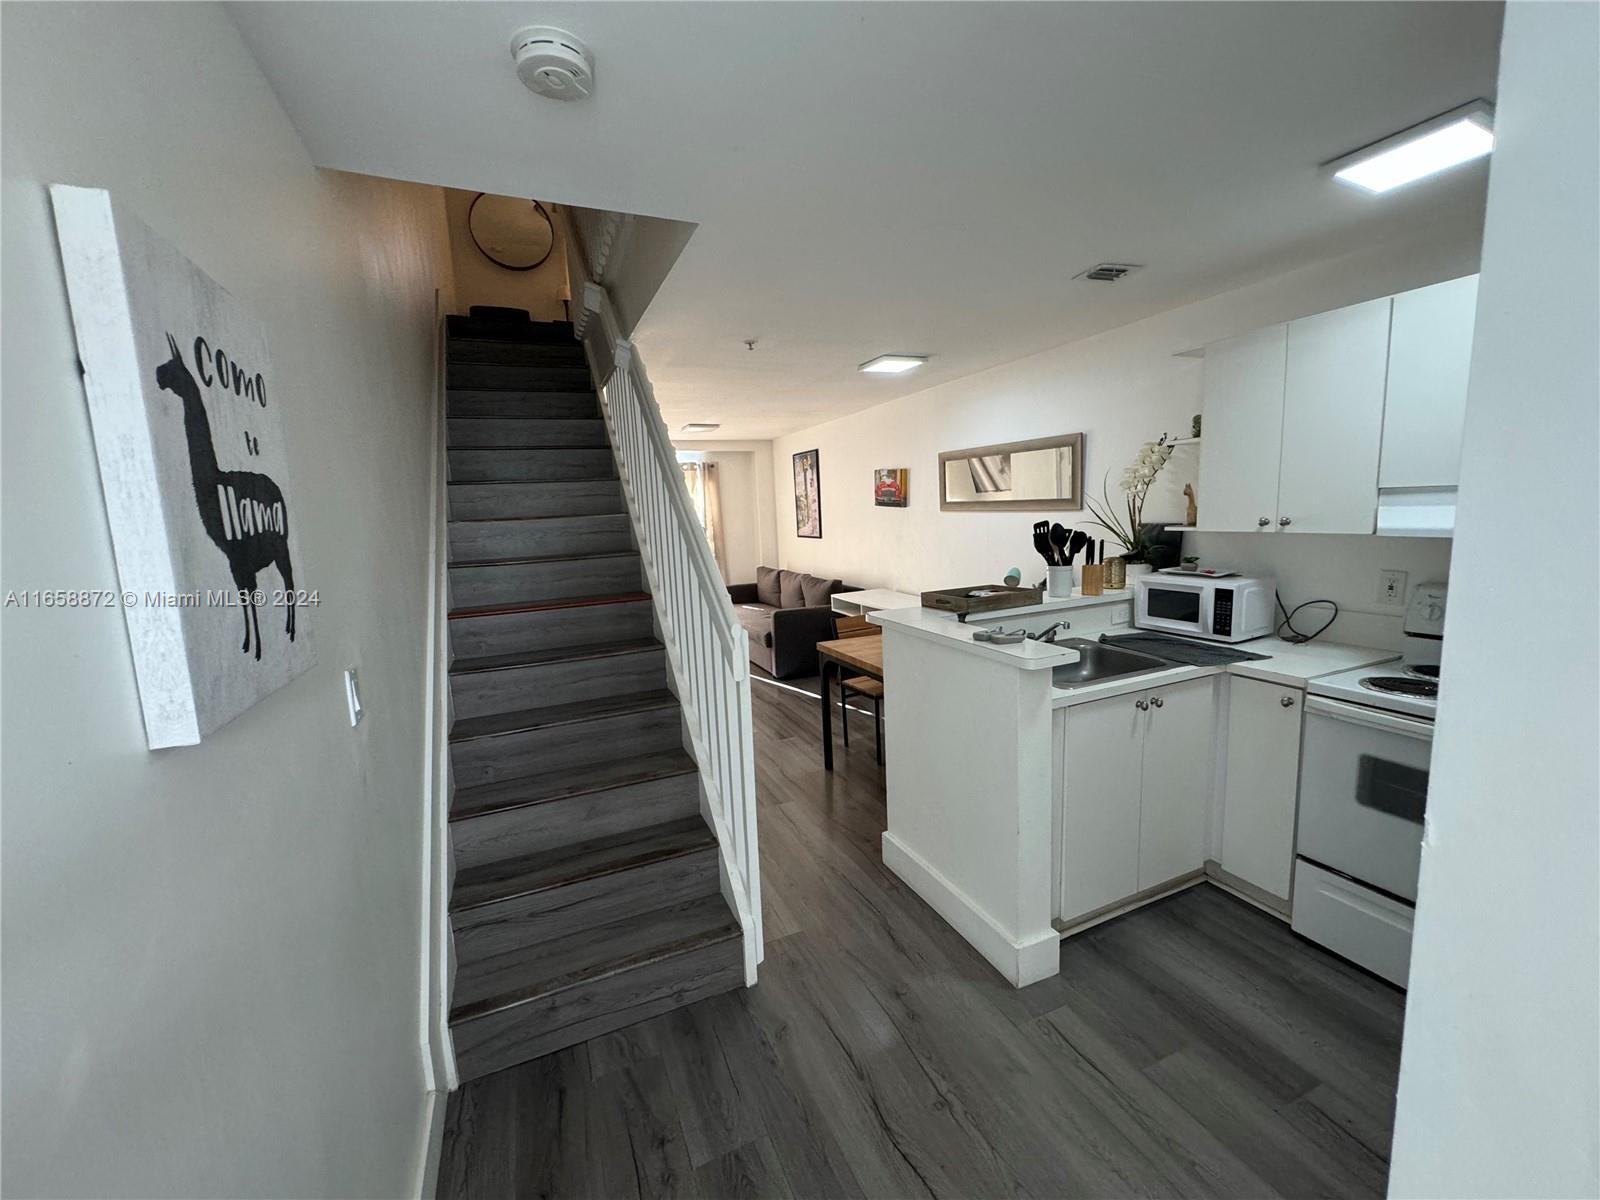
[557,210,762,982]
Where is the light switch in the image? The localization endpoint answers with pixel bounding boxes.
[344,667,363,727]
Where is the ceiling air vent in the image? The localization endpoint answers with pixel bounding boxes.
[1074,263,1143,283]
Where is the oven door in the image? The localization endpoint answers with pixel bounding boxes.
[1137,580,1209,638]
[1297,695,1432,902]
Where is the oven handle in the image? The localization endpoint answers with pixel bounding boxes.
[1306,694,1434,742]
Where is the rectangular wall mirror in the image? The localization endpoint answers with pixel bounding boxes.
[938,433,1084,511]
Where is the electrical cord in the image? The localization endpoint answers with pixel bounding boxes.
[1275,590,1338,644]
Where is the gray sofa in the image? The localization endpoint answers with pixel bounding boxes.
[728,566,855,680]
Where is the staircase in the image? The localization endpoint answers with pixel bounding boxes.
[442,307,744,1082]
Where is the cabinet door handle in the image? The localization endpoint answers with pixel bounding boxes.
[1151,696,1164,709]
[1281,694,1296,708]
[1135,699,1149,711]
[1279,516,1292,527]
[1257,517,1270,527]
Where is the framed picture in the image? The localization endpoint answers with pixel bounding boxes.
[51,186,315,748]
[874,467,908,507]
[792,448,822,538]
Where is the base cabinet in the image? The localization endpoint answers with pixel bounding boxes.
[1137,677,1216,889]
[1059,677,1215,924]
[1219,677,1305,900]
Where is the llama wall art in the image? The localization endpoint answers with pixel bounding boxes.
[51,186,315,748]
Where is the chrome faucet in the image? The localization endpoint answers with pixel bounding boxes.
[1029,620,1072,643]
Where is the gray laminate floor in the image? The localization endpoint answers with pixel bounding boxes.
[437,675,1405,1199]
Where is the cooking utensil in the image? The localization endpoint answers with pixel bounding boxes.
[1032,530,1056,568]
[1067,529,1090,564]
[1032,521,1054,564]
[1049,524,1070,566]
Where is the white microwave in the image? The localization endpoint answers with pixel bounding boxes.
[1134,574,1275,643]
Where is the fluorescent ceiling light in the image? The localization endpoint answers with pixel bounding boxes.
[859,354,928,375]
[680,422,720,434]
[1330,101,1495,194]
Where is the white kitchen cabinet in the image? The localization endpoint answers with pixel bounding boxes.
[1276,297,1392,534]
[1380,275,1479,489]
[1060,694,1143,922]
[1197,324,1288,532]
[1059,678,1215,924]
[1137,677,1216,890]
[1219,676,1305,901]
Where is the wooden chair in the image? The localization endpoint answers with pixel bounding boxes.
[831,615,884,765]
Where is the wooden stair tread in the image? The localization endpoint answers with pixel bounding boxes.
[448,592,650,620]
[450,636,661,676]
[450,747,696,823]
[448,549,638,570]
[445,314,575,342]
[447,514,627,527]
[452,814,714,914]
[450,890,737,1021]
[449,689,677,743]
[447,443,614,451]
[447,414,603,422]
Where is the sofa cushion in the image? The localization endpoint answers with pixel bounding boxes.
[778,570,805,609]
[801,574,842,608]
[733,603,775,648]
[755,565,782,608]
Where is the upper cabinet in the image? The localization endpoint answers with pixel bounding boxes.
[1196,275,1479,537]
[1196,325,1288,532]
[1277,297,1392,533]
[1380,275,1480,490]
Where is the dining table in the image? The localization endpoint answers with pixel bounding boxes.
[814,633,884,771]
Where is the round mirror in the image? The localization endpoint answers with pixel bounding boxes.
[467,194,554,271]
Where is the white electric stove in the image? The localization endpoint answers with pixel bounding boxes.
[1291,583,1447,987]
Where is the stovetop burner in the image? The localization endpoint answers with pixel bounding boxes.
[1360,676,1439,699]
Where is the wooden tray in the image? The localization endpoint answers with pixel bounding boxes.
[920,583,1044,619]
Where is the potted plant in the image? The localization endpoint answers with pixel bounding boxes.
[1180,555,1201,573]
[1084,436,1175,579]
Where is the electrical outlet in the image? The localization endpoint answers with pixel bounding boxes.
[1111,604,1131,626]
[1378,569,1408,607]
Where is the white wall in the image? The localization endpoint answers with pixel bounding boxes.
[1,5,452,1197]
[609,214,696,337]
[442,187,567,320]
[1389,4,1600,1197]
[771,226,1479,643]
[676,439,779,583]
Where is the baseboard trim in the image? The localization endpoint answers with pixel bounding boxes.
[1053,870,1206,938]
[415,1087,447,1200]
[1204,859,1291,920]
[882,831,1058,988]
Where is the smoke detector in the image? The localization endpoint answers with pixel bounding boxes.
[510,27,594,100]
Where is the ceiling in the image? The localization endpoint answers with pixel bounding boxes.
[231,2,1502,440]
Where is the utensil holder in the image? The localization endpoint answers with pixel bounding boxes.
[1047,566,1074,598]
[1105,556,1126,590]
[1080,563,1104,596]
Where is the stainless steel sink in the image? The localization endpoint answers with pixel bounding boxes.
[1051,638,1171,688]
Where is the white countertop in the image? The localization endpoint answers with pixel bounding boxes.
[871,601,1395,689]
[832,588,921,610]
[869,604,1081,670]
[1049,635,1400,707]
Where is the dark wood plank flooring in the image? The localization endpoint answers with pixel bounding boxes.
[438,675,1405,1199]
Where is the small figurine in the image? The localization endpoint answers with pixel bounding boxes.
[1183,483,1198,528]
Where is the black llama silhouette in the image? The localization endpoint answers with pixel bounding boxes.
[155,333,296,661]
